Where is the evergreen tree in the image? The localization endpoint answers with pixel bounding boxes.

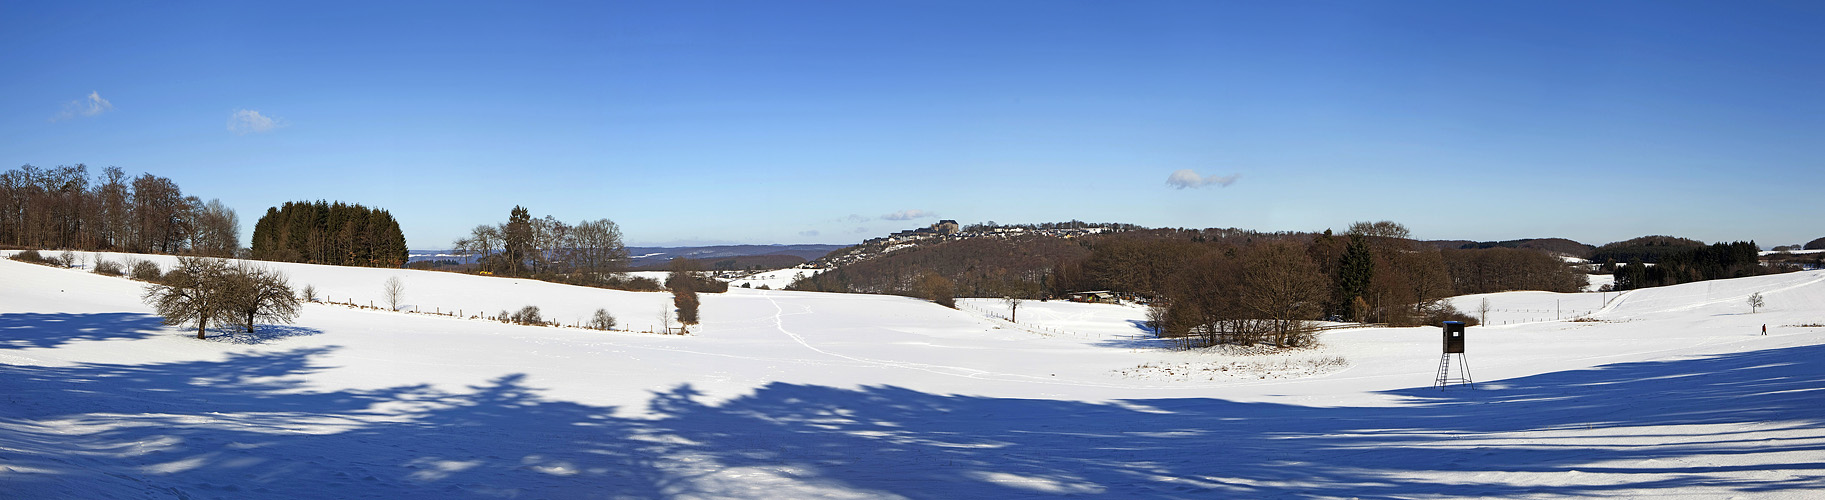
[1336,234,1375,321]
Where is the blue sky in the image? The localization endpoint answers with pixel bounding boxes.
[4,1,1820,248]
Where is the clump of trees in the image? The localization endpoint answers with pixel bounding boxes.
[663,258,729,294]
[916,272,957,308]
[141,257,300,339]
[0,164,239,256]
[505,305,545,326]
[249,200,407,268]
[1050,222,1510,348]
[1590,235,1708,265]
[453,206,637,288]
[1442,247,1589,295]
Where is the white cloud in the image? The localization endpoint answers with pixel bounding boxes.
[228,109,285,135]
[881,209,936,221]
[1166,169,1240,189]
[52,91,114,121]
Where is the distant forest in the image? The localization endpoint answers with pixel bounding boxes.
[794,221,1593,347]
[249,201,408,268]
[1609,241,1776,291]
[0,164,238,256]
[1590,235,1710,264]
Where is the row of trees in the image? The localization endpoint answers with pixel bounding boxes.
[452,206,630,285]
[142,257,301,339]
[0,164,239,256]
[1612,241,1773,291]
[249,201,408,267]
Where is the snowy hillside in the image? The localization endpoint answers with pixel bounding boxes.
[3,252,1823,498]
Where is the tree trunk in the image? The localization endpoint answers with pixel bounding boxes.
[196,319,207,339]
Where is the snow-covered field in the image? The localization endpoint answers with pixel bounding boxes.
[4,251,1824,498]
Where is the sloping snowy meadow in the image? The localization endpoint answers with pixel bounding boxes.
[3,252,1823,498]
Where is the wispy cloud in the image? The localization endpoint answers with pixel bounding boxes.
[1166,169,1240,189]
[845,214,871,223]
[881,209,936,221]
[853,227,872,234]
[228,109,285,135]
[798,230,820,237]
[52,91,113,121]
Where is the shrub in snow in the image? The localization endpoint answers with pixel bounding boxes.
[8,249,56,266]
[673,289,700,326]
[93,260,124,276]
[511,305,543,325]
[589,308,616,331]
[129,260,163,282]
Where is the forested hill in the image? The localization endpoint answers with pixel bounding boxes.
[1424,238,1594,259]
[1590,235,1709,264]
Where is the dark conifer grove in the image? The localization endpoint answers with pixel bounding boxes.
[249,201,408,268]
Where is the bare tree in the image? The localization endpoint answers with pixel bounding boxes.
[301,283,318,302]
[1479,297,1491,325]
[1748,292,1764,313]
[143,257,235,339]
[566,218,628,282]
[1240,241,1329,347]
[190,198,239,257]
[222,263,300,333]
[1346,220,1412,240]
[1003,296,1022,323]
[383,276,405,311]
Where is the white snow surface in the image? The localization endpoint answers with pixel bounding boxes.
[728,267,822,290]
[3,251,1824,498]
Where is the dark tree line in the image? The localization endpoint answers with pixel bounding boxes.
[0,164,239,256]
[1590,235,1708,264]
[1611,241,1773,291]
[453,206,640,288]
[249,201,408,268]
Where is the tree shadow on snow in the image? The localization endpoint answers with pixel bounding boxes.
[0,312,167,349]
[3,342,1823,498]
[203,324,325,345]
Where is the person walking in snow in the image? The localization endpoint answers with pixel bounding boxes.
[1762,324,1767,335]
